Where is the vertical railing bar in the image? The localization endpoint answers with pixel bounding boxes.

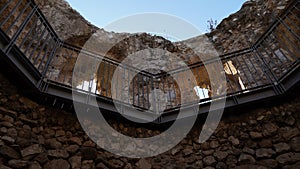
[106,63,111,97]
[33,32,50,65]
[245,54,260,87]
[60,47,67,83]
[279,17,300,41]
[77,55,84,90]
[293,4,300,14]
[18,15,39,49]
[99,62,107,96]
[68,48,75,84]
[264,36,285,66]
[271,32,298,60]
[40,39,60,83]
[172,73,178,106]
[137,73,140,107]
[256,43,279,82]
[150,76,156,114]
[285,11,300,31]
[5,4,38,54]
[28,25,47,60]
[0,0,23,27]
[38,36,54,71]
[225,59,242,92]
[5,1,31,33]
[156,78,160,114]
[92,61,98,94]
[167,76,172,107]
[260,37,278,77]
[114,65,119,100]
[127,70,131,104]
[62,48,71,84]
[132,73,135,106]
[162,74,165,94]
[120,65,125,102]
[234,55,254,88]
[48,44,60,81]
[0,0,14,16]
[146,76,150,109]
[273,26,300,54]
[290,5,300,20]
[233,60,247,91]
[267,32,294,62]
[201,85,206,99]
[23,18,43,56]
[253,46,276,85]
[141,75,145,108]
[89,60,97,97]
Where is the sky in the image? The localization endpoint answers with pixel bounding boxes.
[65,0,247,40]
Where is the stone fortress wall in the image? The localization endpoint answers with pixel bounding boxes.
[0,0,300,168]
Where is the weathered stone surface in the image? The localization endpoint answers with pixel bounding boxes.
[290,137,300,152]
[228,136,240,146]
[282,128,300,140]
[258,139,272,148]
[216,162,227,169]
[226,155,237,168]
[238,154,256,164]
[0,165,12,169]
[0,145,20,159]
[65,145,79,154]
[203,156,217,166]
[48,150,69,158]
[235,165,268,169]
[34,153,49,164]
[182,148,193,156]
[276,153,300,165]
[210,140,220,149]
[21,144,44,157]
[68,137,82,145]
[282,162,300,169]
[81,147,97,160]
[284,116,296,126]
[96,163,109,169]
[8,160,28,169]
[257,159,278,168]
[69,156,81,169]
[136,159,151,169]
[273,143,290,153]
[19,97,38,109]
[242,147,255,155]
[45,138,63,149]
[28,162,43,169]
[44,159,70,169]
[1,136,15,144]
[81,160,95,169]
[262,123,278,136]
[256,148,276,158]
[250,132,263,139]
[213,151,228,160]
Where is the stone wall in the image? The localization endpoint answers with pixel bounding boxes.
[1,0,300,168]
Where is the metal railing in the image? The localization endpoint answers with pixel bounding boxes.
[0,0,299,119]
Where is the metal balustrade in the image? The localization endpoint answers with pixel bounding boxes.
[0,0,299,123]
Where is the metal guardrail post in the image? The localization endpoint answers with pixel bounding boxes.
[5,2,38,54]
[38,40,61,91]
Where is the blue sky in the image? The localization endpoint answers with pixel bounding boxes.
[65,0,247,38]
